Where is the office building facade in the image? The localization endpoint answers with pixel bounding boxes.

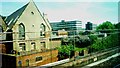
[50,20,82,35]
[86,22,92,30]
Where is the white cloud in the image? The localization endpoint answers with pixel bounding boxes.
[39,2,118,28]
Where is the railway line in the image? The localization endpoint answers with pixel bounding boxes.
[82,53,120,68]
[35,46,120,68]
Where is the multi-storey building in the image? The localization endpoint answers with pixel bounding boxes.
[1,0,61,67]
[85,22,92,30]
[50,20,82,35]
[85,22,97,30]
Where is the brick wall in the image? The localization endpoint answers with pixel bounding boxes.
[0,44,6,53]
[16,49,58,67]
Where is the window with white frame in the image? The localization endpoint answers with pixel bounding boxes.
[19,43,26,51]
[40,24,45,36]
[31,42,36,50]
[41,42,46,50]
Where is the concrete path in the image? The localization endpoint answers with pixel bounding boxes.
[82,53,120,68]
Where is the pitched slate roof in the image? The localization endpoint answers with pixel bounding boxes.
[5,0,51,30]
[5,3,28,29]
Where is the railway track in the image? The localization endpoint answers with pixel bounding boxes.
[82,53,120,68]
[113,64,120,68]
[35,46,120,68]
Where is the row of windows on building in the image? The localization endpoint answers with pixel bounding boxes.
[19,42,45,51]
[50,20,82,35]
[18,56,43,67]
[19,23,46,40]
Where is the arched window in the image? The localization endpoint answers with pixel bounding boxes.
[19,43,26,51]
[31,42,36,50]
[40,24,45,36]
[19,23,25,40]
[26,59,29,66]
[18,61,22,67]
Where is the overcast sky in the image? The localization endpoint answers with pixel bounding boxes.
[0,0,119,28]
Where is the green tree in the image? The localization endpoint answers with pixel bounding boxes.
[79,31,84,35]
[58,44,74,60]
[90,33,119,52]
[68,36,91,48]
[97,21,115,30]
[89,35,98,44]
[61,37,69,45]
[96,21,115,34]
[114,22,120,29]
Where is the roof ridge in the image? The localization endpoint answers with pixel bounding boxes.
[5,3,29,29]
[32,1,52,30]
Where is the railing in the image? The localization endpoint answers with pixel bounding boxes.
[11,48,58,56]
[18,50,38,56]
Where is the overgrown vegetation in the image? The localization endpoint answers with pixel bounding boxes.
[90,33,119,52]
[57,21,120,60]
[57,44,74,60]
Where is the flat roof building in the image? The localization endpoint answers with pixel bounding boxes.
[86,22,92,30]
[50,20,82,35]
[85,22,97,30]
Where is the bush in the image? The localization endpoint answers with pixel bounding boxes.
[89,35,98,44]
[90,33,119,52]
[57,44,74,60]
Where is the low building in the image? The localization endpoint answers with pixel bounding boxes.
[57,29,68,37]
[92,24,97,30]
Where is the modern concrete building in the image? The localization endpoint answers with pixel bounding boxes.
[85,22,97,30]
[1,0,61,67]
[85,22,92,30]
[92,24,97,30]
[50,20,82,35]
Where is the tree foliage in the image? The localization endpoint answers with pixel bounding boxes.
[97,21,115,30]
[57,44,74,60]
[69,36,91,48]
[88,35,98,44]
[114,22,120,29]
[90,33,119,52]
